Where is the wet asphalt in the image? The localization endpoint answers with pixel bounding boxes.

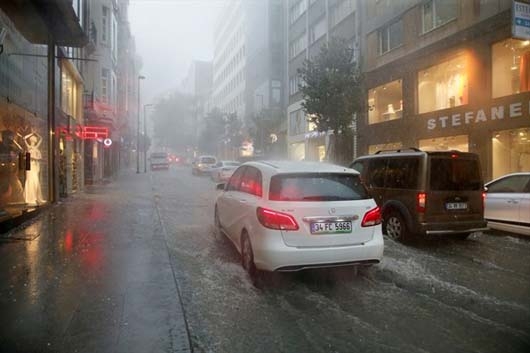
[0,166,529,353]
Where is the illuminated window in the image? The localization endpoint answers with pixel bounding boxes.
[418,54,468,114]
[492,128,530,178]
[368,79,403,124]
[422,0,457,33]
[418,135,469,152]
[492,39,530,98]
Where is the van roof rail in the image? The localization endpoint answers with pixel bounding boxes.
[374,147,422,154]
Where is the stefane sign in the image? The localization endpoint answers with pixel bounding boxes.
[427,100,530,130]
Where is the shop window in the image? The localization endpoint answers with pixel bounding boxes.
[379,20,403,55]
[418,54,468,114]
[368,79,403,124]
[492,39,530,98]
[368,142,403,155]
[492,128,530,179]
[418,134,469,152]
[422,0,457,33]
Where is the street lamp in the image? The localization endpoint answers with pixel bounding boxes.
[143,103,154,173]
[136,75,146,174]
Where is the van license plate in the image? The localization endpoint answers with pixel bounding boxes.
[310,221,352,234]
[446,202,468,210]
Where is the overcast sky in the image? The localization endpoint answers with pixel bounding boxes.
[129,0,227,104]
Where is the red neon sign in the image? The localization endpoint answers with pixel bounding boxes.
[82,126,109,139]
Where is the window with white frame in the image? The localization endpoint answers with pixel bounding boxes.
[309,17,326,44]
[102,6,109,43]
[289,75,303,95]
[330,0,355,27]
[112,14,118,62]
[289,0,307,25]
[418,54,468,113]
[379,20,403,54]
[422,0,457,33]
[289,34,307,59]
[101,68,109,103]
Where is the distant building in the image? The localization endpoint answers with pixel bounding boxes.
[286,0,359,161]
[213,0,286,157]
[182,60,213,147]
[82,0,140,182]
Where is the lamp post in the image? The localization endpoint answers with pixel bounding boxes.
[136,75,146,173]
[143,103,154,173]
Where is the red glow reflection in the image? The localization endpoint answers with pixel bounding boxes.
[64,230,73,253]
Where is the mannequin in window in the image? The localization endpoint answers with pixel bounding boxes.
[23,132,44,205]
[0,129,24,204]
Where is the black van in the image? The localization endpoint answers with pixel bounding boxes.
[350,148,488,241]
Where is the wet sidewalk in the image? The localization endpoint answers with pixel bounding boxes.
[0,171,192,353]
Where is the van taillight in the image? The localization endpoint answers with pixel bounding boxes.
[256,207,299,231]
[417,192,426,213]
[361,207,382,227]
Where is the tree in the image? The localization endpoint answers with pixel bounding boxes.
[198,109,243,156]
[297,37,363,165]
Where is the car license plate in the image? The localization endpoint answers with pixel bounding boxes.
[446,202,468,210]
[310,221,352,234]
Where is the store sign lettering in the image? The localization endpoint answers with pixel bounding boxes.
[427,102,528,130]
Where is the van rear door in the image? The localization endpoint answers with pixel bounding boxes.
[426,153,484,223]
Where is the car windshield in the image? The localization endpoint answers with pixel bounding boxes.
[269,173,369,201]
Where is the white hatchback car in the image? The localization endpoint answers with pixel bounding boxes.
[214,161,384,277]
[484,172,530,236]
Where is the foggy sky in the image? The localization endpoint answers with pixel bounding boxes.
[129,0,227,104]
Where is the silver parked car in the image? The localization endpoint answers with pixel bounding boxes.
[484,172,530,236]
[214,161,384,279]
[209,160,241,182]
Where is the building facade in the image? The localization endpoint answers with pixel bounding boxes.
[82,0,139,183]
[286,0,359,161]
[0,0,86,224]
[213,0,286,158]
[358,0,529,180]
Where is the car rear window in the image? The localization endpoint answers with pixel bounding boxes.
[269,173,370,201]
[151,153,167,159]
[429,157,482,191]
[200,157,216,164]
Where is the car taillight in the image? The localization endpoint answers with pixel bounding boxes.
[482,191,486,211]
[361,206,381,227]
[417,192,426,213]
[256,207,299,231]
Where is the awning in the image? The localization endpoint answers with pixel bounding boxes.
[0,0,87,47]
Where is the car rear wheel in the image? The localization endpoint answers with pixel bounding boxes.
[241,232,257,278]
[384,211,408,241]
[214,206,223,239]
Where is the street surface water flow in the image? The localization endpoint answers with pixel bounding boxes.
[155,166,530,353]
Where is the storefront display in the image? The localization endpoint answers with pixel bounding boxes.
[0,102,48,219]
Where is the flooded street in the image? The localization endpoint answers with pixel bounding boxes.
[155,166,530,353]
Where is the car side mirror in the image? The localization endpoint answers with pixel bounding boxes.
[216,183,226,191]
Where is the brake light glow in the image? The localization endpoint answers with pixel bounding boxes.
[256,207,299,230]
[482,191,486,211]
[417,192,426,213]
[361,206,382,227]
[451,153,459,158]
